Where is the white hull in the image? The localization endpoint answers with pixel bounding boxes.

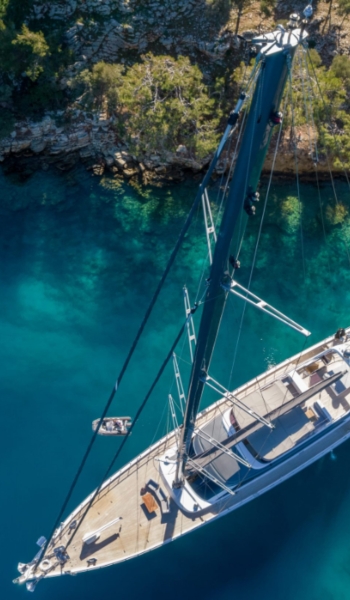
[15,329,350,587]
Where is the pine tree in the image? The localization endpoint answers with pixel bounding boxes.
[116,54,221,159]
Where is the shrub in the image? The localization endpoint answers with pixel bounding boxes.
[260,0,276,17]
[116,54,221,158]
[325,203,348,225]
[73,54,221,160]
[73,62,123,112]
[330,55,350,83]
[0,22,49,82]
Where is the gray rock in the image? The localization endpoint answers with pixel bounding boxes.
[30,139,47,153]
[11,139,31,152]
[114,151,127,168]
[176,144,188,156]
[80,147,94,158]
[123,167,139,177]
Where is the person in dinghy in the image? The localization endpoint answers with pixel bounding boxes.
[92,417,131,435]
[105,419,124,433]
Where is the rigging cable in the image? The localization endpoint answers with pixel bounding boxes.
[34,135,241,572]
[222,334,309,501]
[206,62,267,382]
[306,47,350,191]
[299,48,331,274]
[172,78,257,421]
[34,62,261,570]
[65,308,199,549]
[211,59,262,220]
[33,112,242,572]
[215,62,264,265]
[228,88,289,391]
[248,335,309,461]
[235,59,267,263]
[225,50,316,487]
[194,64,261,305]
[287,52,306,281]
[305,48,350,266]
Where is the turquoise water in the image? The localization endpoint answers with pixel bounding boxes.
[2,166,350,600]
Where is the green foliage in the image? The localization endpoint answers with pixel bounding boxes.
[0,11,72,113]
[73,62,123,112]
[0,0,9,19]
[325,202,348,225]
[338,0,350,17]
[117,54,221,158]
[231,0,250,7]
[330,55,350,83]
[222,59,255,118]
[11,25,49,81]
[283,50,341,125]
[276,195,302,234]
[283,49,350,170]
[309,55,345,122]
[0,23,49,81]
[307,48,322,68]
[310,53,350,169]
[230,59,254,92]
[74,55,222,160]
[320,111,350,170]
[260,0,276,17]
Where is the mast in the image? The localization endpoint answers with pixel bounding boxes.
[174,21,308,486]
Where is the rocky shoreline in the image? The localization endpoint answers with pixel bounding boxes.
[0,110,340,183]
[0,110,212,181]
[0,0,242,181]
[1,0,349,182]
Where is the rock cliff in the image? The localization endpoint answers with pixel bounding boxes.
[1,0,349,180]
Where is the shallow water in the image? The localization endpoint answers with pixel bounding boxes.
[2,166,350,600]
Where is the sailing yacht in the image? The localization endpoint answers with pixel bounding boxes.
[14,8,350,591]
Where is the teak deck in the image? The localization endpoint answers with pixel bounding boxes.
[45,431,206,576]
[17,332,350,583]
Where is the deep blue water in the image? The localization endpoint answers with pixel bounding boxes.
[2,166,350,600]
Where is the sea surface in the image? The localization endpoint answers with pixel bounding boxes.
[2,165,350,600]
